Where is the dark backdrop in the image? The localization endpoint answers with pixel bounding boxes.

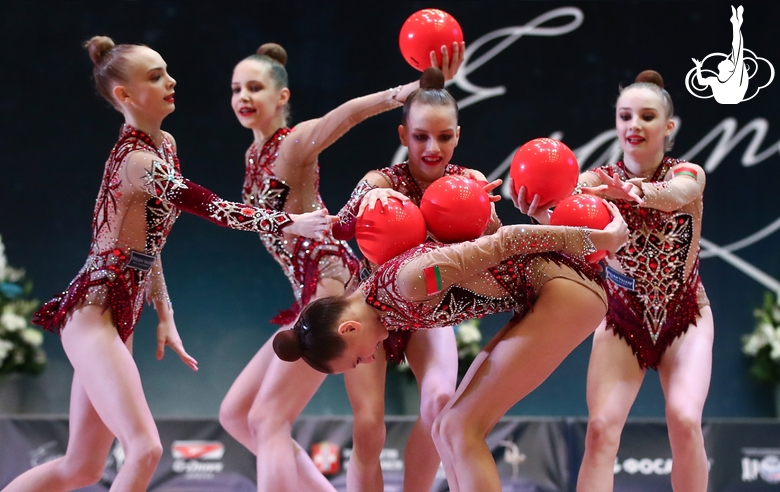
[1,0,778,417]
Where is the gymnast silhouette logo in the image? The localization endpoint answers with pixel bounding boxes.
[685,5,774,104]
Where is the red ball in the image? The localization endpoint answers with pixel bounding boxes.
[356,197,427,265]
[399,9,464,71]
[510,138,579,206]
[549,194,611,262]
[420,175,491,243]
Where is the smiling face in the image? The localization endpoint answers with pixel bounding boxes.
[114,46,176,120]
[615,87,674,166]
[399,101,460,185]
[231,59,289,130]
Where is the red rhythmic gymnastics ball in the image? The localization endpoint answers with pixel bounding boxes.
[549,194,611,262]
[420,175,491,243]
[399,9,464,71]
[510,138,579,206]
[356,197,427,265]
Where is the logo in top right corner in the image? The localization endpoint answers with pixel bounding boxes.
[685,5,774,104]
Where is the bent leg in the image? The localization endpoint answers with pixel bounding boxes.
[434,279,607,492]
[403,327,457,492]
[576,321,645,492]
[343,349,388,492]
[248,278,346,492]
[248,355,329,492]
[61,309,163,492]
[9,306,163,492]
[220,326,288,452]
[2,374,115,492]
[659,306,713,492]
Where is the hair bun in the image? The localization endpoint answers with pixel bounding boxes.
[273,329,303,362]
[420,67,445,90]
[635,70,664,89]
[85,35,115,65]
[257,43,288,66]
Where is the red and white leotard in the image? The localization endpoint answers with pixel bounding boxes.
[360,225,606,332]
[334,161,502,361]
[583,157,709,369]
[242,89,405,323]
[34,125,293,341]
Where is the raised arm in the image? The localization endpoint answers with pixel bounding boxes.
[283,43,465,167]
[284,89,408,167]
[639,163,705,212]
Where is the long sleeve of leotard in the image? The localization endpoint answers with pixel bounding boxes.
[333,171,394,240]
[146,257,172,308]
[129,153,293,236]
[398,224,596,301]
[281,89,404,168]
[640,163,706,212]
[578,170,603,189]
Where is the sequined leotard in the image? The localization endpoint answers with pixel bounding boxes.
[360,225,607,333]
[582,157,708,369]
[334,161,502,362]
[242,89,405,324]
[34,125,293,342]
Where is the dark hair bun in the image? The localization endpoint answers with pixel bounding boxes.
[85,35,115,65]
[420,67,445,90]
[273,329,302,362]
[257,43,288,66]
[635,70,664,89]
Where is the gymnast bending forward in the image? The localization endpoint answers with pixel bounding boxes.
[274,205,629,492]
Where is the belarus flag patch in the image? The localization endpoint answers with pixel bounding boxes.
[673,166,698,180]
[423,265,442,295]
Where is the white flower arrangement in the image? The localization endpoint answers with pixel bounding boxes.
[741,291,780,385]
[0,234,46,376]
[454,318,482,365]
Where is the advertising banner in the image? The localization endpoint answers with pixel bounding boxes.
[3,417,779,491]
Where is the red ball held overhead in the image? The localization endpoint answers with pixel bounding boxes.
[549,194,612,262]
[356,197,427,265]
[399,9,464,71]
[420,175,491,243]
[510,138,579,206]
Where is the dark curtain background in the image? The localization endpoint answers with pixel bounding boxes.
[1,0,778,417]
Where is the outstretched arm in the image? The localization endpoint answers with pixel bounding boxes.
[127,151,298,236]
[638,162,706,212]
[398,203,627,301]
[581,168,645,204]
[692,58,710,87]
[398,225,591,301]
